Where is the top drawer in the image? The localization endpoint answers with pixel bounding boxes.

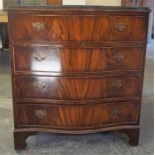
[9,15,147,43]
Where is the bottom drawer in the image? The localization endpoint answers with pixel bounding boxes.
[15,102,139,129]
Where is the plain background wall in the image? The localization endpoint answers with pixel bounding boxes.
[63,0,121,5]
[0,0,3,9]
[86,0,121,6]
[63,0,85,5]
[0,0,121,8]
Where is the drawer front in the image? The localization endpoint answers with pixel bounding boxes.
[14,47,143,72]
[15,102,138,128]
[10,15,146,42]
[15,76,140,100]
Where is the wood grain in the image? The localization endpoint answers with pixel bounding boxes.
[15,102,139,128]
[15,75,140,100]
[13,46,143,72]
[9,15,147,42]
[8,6,149,149]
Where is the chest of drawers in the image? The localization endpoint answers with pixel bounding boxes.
[8,6,149,150]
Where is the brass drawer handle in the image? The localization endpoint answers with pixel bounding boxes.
[112,80,123,89]
[33,52,46,62]
[34,81,46,90]
[32,22,45,31]
[110,109,119,115]
[115,23,126,32]
[35,110,47,119]
[112,52,125,62]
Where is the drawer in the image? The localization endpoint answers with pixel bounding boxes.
[15,102,139,128]
[15,75,140,100]
[9,15,147,42]
[14,46,143,72]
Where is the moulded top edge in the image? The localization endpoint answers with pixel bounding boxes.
[7,5,150,13]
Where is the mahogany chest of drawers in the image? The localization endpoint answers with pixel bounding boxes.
[8,6,149,150]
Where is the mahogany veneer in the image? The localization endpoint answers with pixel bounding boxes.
[8,6,149,150]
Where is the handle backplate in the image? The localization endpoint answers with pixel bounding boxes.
[112,52,125,62]
[32,22,45,31]
[33,52,46,62]
[115,23,126,32]
[35,110,47,119]
[112,80,123,89]
[110,109,119,115]
[34,81,46,90]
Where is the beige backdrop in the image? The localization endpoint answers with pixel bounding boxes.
[0,0,122,8]
[0,0,3,9]
[86,0,121,6]
[63,0,121,5]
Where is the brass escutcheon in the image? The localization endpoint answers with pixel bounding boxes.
[35,110,47,119]
[115,23,126,32]
[34,81,46,90]
[110,108,119,115]
[112,52,125,62]
[112,80,123,89]
[33,52,46,62]
[32,22,45,31]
